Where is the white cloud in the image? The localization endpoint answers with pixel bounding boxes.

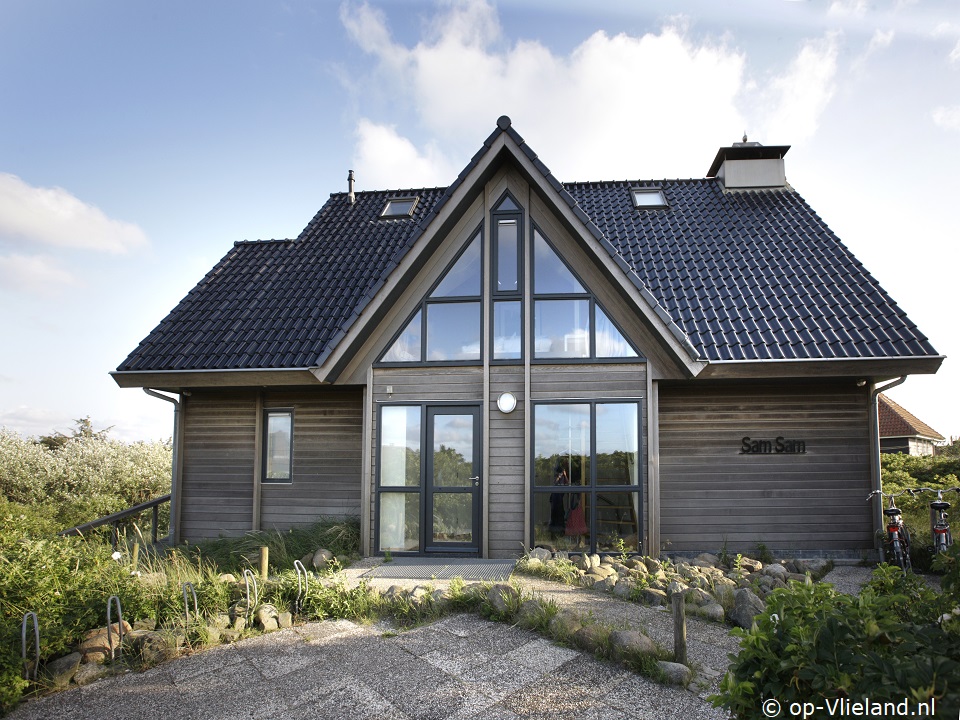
[761,32,841,143]
[932,105,960,131]
[828,0,869,17]
[0,173,148,254]
[341,0,753,182]
[868,28,894,52]
[354,119,458,188]
[0,254,79,296]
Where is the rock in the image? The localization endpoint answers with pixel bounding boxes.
[738,557,763,573]
[256,604,280,632]
[311,548,334,570]
[80,621,132,664]
[516,599,545,627]
[233,616,247,632]
[642,588,668,606]
[599,555,615,566]
[666,580,689,598]
[644,558,663,573]
[786,572,808,584]
[573,624,606,653]
[486,584,520,615]
[803,558,832,578]
[579,574,598,588]
[698,603,726,623]
[683,588,713,606]
[221,629,241,643]
[132,618,157,632]
[729,588,766,629]
[587,553,601,570]
[74,662,115,686]
[713,583,736,608]
[694,553,721,568]
[548,610,582,639]
[212,613,232,630]
[612,580,635,599]
[628,559,649,574]
[205,626,221,645]
[524,558,543,571]
[597,575,618,592]
[528,547,552,562]
[219,573,238,584]
[591,565,616,578]
[125,630,169,665]
[45,652,82,689]
[763,563,789,580]
[657,661,692,686]
[609,629,657,659]
[676,563,698,581]
[278,612,293,629]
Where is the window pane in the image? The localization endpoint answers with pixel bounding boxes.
[431,232,481,298]
[493,301,521,360]
[382,311,422,362]
[382,198,416,216]
[433,493,473,543]
[494,194,519,212]
[380,406,421,487]
[534,230,584,294]
[380,493,420,552]
[496,219,518,293]
[595,305,638,358]
[632,190,666,208]
[431,413,474,487]
[533,491,591,552]
[595,492,640,552]
[265,412,292,481]
[534,404,590,487]
[534,299,590,358]
[596,404,639,486]
[426,302,481,361]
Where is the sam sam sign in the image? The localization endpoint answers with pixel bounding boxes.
[740,436,807,454]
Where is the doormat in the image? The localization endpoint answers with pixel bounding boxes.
[363,558,516,582]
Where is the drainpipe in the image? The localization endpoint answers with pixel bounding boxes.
[144,388,183,545]
[869,377,906,562]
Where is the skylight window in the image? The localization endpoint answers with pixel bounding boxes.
[631,188,667,209]
[381,197,418,218]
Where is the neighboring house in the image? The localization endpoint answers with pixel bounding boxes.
[878,393,944,456]
[113,117,943,558]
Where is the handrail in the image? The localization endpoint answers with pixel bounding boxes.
[60,494,171,546]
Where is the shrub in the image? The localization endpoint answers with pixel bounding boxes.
[711,566,960,718]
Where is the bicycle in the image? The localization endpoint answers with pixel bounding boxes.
[908,486,960,555]
[866,490,912,571]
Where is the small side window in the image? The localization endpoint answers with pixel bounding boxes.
[263,410,293,483]
[631,188,667,209]
[381,197,419,218]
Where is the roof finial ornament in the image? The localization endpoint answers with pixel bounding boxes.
[743,131,748,143]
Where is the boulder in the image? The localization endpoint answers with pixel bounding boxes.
[516,599,545,627]
[591,565,616,578]
[597,575,618,592]
[125,630,169,665]
[80,621,132,664]
[573,624,606,653]
[278,612,293,629]
[74,662,115,686]
[698,603,726,623]
[738,557,763,573]
[44,652,82,689]
[218,573,238,584]
[763,563,789,580]
[255,604,280,632]
[486,583,520,615]
[612,580,635,599]
[642,588,668,606]
[311,548,334,570]
[683,588,713,606]
[528,547,552,562]
[666,580,689,598]
[609,629,657,660]
[644,558,663,573]
[628,559,649,574]
[657,661,692,686]
[548,610,582,639]
[729,588,766,629]
[694,553,721,568]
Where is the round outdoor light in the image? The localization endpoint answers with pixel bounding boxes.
[497,391,517,414]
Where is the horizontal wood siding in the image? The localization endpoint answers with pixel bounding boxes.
[659,382,872,554]
[180,392,256,541]
[489,366,525,557]
[260,388,363,530]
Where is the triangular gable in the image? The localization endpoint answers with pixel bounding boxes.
[313,116,704,384]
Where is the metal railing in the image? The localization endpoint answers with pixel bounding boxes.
[59,493,171,547]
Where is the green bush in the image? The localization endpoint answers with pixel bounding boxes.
[711,564,960,718]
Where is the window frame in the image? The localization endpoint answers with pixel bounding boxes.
[530,399,644,555]
[630,187,668,209]
[380,196,419,219]
[262,408,294,484]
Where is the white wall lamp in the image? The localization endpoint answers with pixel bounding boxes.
[497,391,517,414]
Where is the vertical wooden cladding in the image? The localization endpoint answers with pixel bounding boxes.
[179,388,363,541]
[489,366,525,557]
[658,382,872,554]
[180,392,256,541]
[261,388,363,531]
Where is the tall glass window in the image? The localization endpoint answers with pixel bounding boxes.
[532,402,642,554]
[378,406,422,552]
[263,410,293,483]
[495,219,519,294]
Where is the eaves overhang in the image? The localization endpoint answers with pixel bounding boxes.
[696,355,945,381]
[110,368,323,391]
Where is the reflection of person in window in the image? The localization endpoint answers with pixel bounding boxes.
[565,467,588,544]
[549,460,569,537]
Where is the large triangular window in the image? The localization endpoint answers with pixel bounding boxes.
[381,230,482,364]
[532,228,640,360]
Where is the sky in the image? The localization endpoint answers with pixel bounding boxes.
[1,0,958,443]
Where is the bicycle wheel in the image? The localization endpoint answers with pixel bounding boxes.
[900,528,912,571]
[889,535,905,571]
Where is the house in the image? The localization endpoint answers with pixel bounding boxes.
[113,117,943,559]
[878,393,944,456]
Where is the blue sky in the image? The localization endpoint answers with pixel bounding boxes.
[1,0,958,442]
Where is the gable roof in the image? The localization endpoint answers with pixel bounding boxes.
[878,393,945,441]
[115,117,940,380]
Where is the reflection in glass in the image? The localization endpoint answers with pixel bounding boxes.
[426,302,481,361]
[496,219,519,293]
[382,311,422,362]
[265,411,292,481]
[380,493,420,552]
[493,301,521,360]
[534,300,590,358]
[534,404,590,487]
[431,232,481,298]
[380,406,421,487]
[596,403,639,486]
[533,492,591,552]
[433,493,473,543]
[595,305,638,358]
[595,492,639,552]
[533,230,584,294]
[431,414,474,487]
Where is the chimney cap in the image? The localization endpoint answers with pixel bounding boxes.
[707,142,790,178]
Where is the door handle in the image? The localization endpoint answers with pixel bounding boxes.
[469,476,480,487]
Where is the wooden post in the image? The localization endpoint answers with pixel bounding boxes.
[259,546,269,582]
[672,593,687,665]
[132,541,140,572]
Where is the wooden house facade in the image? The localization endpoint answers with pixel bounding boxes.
[113,118,942,558]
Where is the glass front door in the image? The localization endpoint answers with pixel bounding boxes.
[426,406,481,553]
